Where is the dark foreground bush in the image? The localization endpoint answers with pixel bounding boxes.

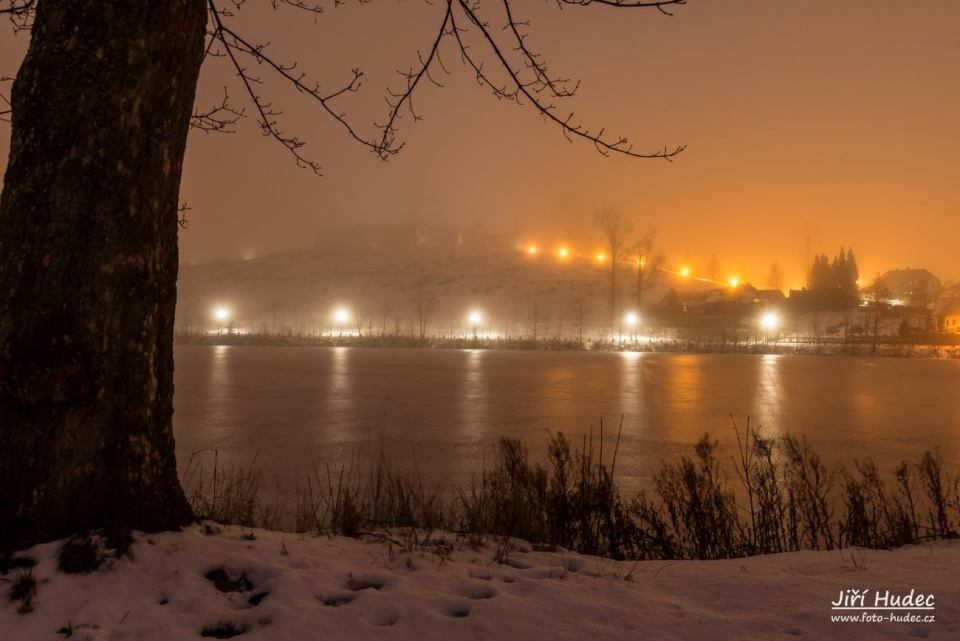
[182,424,960,561]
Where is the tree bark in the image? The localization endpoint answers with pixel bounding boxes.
[0,0,207,549]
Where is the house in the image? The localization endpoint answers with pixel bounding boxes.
[650,288,687,326]
[696,284,783,322]
[751,289,787,306]
[877,268,941,307]
[935,299,960,334]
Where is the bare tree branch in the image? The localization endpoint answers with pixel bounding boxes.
[0,0,34,31]
[207,0,385,174]
[5,0,686,163]
[272,0,324,15]
[191,88,244,133]
[375,3,455,156]
[196,0,685,171]
[557,0,687,16]
[178,203,191,229]
[0,76,11,123]
[502,0,576,100]
[4,1,690,168]
[449,0,684,159]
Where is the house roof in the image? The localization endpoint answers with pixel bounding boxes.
[878,268,941,298]
[938,299,960,318]
[752,289,786,303]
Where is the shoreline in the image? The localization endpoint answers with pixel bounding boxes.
[174,333,960,358]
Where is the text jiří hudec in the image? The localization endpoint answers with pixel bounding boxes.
[831,589,935,608]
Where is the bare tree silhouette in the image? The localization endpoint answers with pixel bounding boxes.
[0,0,686,548]
[594,207,634,328]
[631,224,664,313]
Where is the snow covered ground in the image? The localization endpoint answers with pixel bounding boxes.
[3,524,958,640]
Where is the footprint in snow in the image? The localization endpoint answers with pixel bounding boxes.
[319,593,354,607]
[460,584,498,600]
[345,574,388,592]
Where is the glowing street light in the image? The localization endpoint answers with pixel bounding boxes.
[558,247,569,258]
[625,311,639,343]
[527,246,538,255]
[468,310,483,339]
[680,267,691,278]
[213,306,230,335]
[332,307,351,333]
[760,312,779,331]
[759,311,781,347]
[596,252,606,262]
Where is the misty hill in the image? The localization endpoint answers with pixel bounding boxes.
[176,245,710,339]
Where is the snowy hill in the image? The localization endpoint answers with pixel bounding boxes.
[176,245,707,340]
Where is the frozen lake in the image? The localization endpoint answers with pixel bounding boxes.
[173,346,960,496]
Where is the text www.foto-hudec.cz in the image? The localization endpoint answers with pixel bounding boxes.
[830,589,936,624]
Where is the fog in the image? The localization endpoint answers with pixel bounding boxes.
[1,2,958,285]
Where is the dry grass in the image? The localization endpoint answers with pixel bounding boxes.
[180,424,960,561]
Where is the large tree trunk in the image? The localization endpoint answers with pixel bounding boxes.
[0,0,207,549]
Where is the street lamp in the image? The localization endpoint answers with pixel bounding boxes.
[760,311,780,346]
[333,307,350,335]
[213,306,230,335]
[468,310,483,339]
[760,312,779,331]
[625,312,639,343]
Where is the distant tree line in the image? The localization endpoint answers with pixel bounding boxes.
[803,247,859,309]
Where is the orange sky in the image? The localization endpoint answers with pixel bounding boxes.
[1,1,958,287]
